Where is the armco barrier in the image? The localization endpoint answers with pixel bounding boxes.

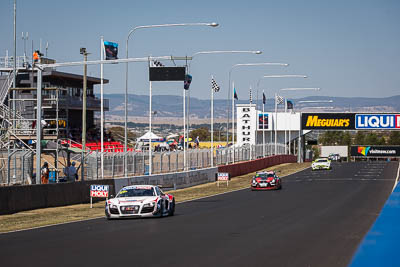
[0,180,114,215]
[114,167,218,193]
[218,155,297,178]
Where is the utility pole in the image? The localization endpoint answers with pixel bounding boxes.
[80,48,89,181]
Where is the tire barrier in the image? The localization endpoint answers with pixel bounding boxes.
[217,155,297,178]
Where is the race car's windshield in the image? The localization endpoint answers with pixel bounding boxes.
[316,159,328,162]
[256,174,275,179]
[117,188,155,197]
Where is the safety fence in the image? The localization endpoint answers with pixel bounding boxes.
[85,143,287,180]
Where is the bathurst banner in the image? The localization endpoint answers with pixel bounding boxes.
[301,113,355,130]
[350,146,400,157]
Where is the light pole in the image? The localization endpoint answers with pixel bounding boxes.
[227,62,289,162]
[185,50,262,168]
[21,32,28,65]
[80,47,89,181]
[280,88,321,156]
[125,22,218,176]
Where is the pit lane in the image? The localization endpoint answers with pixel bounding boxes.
[0,161,397,267]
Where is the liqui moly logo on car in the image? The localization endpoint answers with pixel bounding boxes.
[90,185,109,198]
[355,114,400,129]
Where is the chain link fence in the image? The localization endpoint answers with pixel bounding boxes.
[84,143,287,180]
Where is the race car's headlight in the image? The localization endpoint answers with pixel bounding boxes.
[143,202,155,208]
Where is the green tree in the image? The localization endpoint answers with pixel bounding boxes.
[354,131,366,145]
[189,127,210,141]
[388,131,400,145]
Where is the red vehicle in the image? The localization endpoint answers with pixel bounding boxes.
[251,171,282,190]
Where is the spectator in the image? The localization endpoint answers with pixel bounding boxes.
[41,162,49,184]
[33,50,39,63]
[69,162,78,181]
[195,136,200,148]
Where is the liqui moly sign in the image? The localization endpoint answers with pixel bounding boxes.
[237,104,257,147]
[355,114,400,129]
[90,185,109,198]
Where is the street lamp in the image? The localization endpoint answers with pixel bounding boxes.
[185,50,262,169]
[227,62,289,162]
[80,47,90,181]
[125,22,219,176]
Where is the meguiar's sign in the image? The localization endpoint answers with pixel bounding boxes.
[301,113,355,130]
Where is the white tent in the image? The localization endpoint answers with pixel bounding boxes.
[137,131,163,142]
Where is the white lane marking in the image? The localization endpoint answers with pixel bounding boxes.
[392,162,400,193]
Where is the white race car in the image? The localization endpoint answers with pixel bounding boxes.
[105,185,175,219]
[311,158,332,171]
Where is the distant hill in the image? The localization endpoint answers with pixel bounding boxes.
[104,94,400,119]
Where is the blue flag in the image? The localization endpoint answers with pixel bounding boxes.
[234,88,238,100]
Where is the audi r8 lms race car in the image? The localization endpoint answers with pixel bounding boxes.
[105,185,175,219]
[311,158,332,171]
[251,171,282,190]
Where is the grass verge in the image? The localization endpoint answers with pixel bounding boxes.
[0,162,310,233]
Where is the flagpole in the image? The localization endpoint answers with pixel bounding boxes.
[274,93,277,155]
[211,76,214,167]
[149,80,152,175]
[262,90,265,157]
[231,81,235,163]
[183,84,186,170]
[100,36,104,179]
[284,97,287,154]
[249,86,252,160]
[289,105,291,154]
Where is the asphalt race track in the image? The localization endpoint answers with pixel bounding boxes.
[0,161,398,267]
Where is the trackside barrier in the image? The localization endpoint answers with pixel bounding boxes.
[218,155,297,178]
[0,180,114,215]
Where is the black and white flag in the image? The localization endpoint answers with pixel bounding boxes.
[276,94,284,105]
[211,78,220,92]
[249,87,253,103]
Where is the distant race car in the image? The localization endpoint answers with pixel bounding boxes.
[328,153,341,162]
[105,185,175,219]
[311,158,332,171]
[251,171,282,190]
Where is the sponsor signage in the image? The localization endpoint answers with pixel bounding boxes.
[90,185,109,198]
[217,172,230,181]
[216,172,230,187]
[350,146,400,157]
[355,114,400,130]
[237,104,257,147]
[258,113,269,130]
[301,113,355,130]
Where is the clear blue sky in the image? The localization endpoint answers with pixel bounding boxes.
[1,0,399,101]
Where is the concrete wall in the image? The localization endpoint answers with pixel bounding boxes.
[0,179,114,215]
[114,167,218,193]
[218,155,297,178]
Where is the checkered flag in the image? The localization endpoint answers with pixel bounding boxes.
[151,60,164,67]
[249,87,253,103]
[275,94,284,105]
[211,77,220,92]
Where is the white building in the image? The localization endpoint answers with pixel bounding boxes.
[236,104,307,156]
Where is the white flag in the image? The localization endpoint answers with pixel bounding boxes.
[276,94,284,105]
[211,78,220,92]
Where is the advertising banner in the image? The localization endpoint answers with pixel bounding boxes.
[90,185,109,198]
[301,113,355,130]
[355,114,400,130]
[350,146,400,157]
[258,113,269,130]
[237,104,257,147]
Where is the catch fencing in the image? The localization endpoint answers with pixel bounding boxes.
[85,143,287,180]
